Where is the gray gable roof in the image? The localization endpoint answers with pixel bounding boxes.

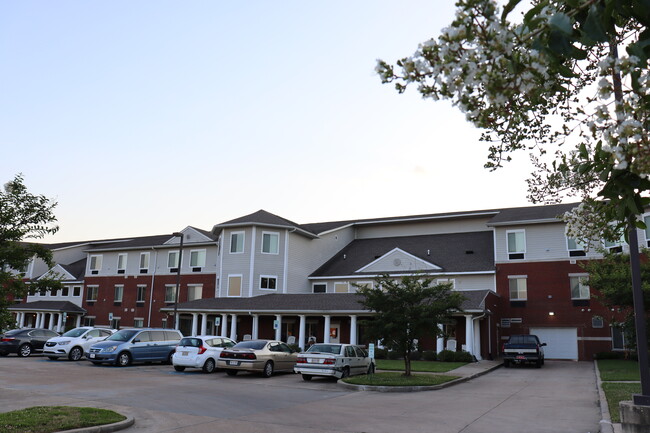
[310,231,495,277]
[487,202,580,226]
[9,300,86,313]
[60,259,87,280]
[213,210,318,239]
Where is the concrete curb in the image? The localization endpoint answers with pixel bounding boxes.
[337,362,502,392]
[57,415,134,433]
[594,360,617,433]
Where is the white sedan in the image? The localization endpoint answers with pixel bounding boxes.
[172,335,236,373]
[294,343,375,381]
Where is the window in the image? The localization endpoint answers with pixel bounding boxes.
[334,282,349,293]
[117,253,127,274]
[612,325,627,350]
[114,285,124,303]
[567,237,587,257]
[83,316,95,327]
[230,232,244,254]
[165,285,177,303]
[86,286,98,302]
[228,275,242,297]
[508,276,527,301]
[139,253,149,274]
[168,251,179,271]
[313,283,326,293]
[72,286,81,297]
[136,285,146,303]
[506,231,525,259]
[355,281,373,291]
[436,279,456,289]
[89,255,102,274]
[260,276,277,290]
[134,318,144,328]
[261,232,279,254]
[190,250,206,269]
[570,275,590,300]
[644,215,650,247]
[592,316,604,328]
[61,286,69,297]
[604,227,625,253]
[188,284,203,301]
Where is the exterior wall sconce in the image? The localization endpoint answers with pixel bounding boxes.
[548,312,555,316]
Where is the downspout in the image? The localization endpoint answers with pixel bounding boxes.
[147,248,158,327]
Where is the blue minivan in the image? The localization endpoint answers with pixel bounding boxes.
[86,328,182,366]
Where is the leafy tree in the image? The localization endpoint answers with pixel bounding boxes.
[357,274,465,376]
[0,174,60,330]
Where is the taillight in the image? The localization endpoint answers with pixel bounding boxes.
[243,353,256,360]
[501,343,505,352]
[323,358,335,365]
[1,338,15,342]
[296,357,307,363]
[220,351,230,358]
[197,345,207,355]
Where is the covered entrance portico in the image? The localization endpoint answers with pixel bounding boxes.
[9,301,86,333]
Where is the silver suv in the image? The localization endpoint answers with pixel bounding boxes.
[44,327,114,361]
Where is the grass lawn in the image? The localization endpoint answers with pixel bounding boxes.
[343,372,459,386]
[0,406,125,433]
[598,359,641,381]
[375,359,467,373]
[601,382,642,423]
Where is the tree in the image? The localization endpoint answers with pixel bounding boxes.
[357,274,465,376]
[376,0,650,403]
[0,174,60,330]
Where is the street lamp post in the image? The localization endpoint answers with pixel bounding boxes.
[172,232,184,331]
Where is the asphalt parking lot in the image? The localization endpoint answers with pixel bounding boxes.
[0,355,602,433]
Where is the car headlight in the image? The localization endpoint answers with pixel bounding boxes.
[57,341,71,346]
[101,346,118,353]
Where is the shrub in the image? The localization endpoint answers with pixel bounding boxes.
[374,348,388,359]
[437,349,456,362]
[387,350,401,360]
[422,350,437,361]
[594,351,625,360]
[410,351,422,361]
[454,351,474,362]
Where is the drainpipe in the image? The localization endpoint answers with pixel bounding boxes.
[147,248,158,327]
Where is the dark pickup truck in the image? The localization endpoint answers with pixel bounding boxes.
[502,334,546,368]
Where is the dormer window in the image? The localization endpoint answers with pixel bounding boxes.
[506,230,525,260]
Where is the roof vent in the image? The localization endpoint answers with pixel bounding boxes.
[465,250,474,254]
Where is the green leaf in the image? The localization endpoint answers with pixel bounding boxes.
[501,0,522,21]
[549,31,574,56]
[549,12,573,36]
[583,5,609,42]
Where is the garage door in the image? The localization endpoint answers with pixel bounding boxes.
[529,327,578,360]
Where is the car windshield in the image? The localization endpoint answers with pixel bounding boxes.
[106,330,139,342]
[232,341,267,350]
[62,328,88,338]
[307,344,342,354]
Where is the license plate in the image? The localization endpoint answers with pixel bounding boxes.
[227,360,240,366]
[516,355,526,360]
[182,352,188,356]
[89,353,95,359]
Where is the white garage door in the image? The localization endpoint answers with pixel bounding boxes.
[529,327,578,360]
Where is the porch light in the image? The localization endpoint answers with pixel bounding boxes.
[548,312,555,316]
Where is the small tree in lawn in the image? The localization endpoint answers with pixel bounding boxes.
[357,274,465,376]
[0,174,61,330]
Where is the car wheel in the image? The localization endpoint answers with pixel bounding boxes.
[47,356,58,361]
[536,359,542,368]
[116,352,131,367]
[68,347,83,361]
[262,361,274,378]
[302,374,312,381]
[367,364,375,375]
[226,370,238,376]
[91,361,102,366]
[541,358,545,366]
[341,367,350,378]
[18,344,32,357]
[174,365,186,372]
[503,359,510,368]
[202,358,216,374]
[164,352,174,365]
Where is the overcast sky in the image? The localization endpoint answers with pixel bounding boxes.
[1,1,540,243]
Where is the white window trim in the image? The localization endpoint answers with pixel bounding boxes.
[566,234,586,254]
[436,278,456,289]
[187,283,203,301]
[261,231,280,255]
[227,274,243,297]
[86,285,99,302]
[189,249,207,268]
[508,275,528,301]
[72,286,81,297]
[89,255,103,272]
[117,253,128,271]
[230,231,245,254]
[165,284,177,303]
[506,230,526,259]
[136,285,147,303]
[167,251,179,269]
[139,252,150,271]
[259,275,278,291]
[312,282,327,293]
[114,285,124,302]
[334,282,350,293]
[643,214,650,246]
[569,273,590,300]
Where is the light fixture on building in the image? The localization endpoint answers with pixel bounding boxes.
[548,312,555,316]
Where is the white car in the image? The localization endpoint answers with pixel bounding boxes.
[294,343,375,381]
[44,327,115,361]
[172,335,236,373]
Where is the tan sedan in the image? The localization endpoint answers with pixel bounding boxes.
[217,339,298,378]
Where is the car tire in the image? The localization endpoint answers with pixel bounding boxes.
[174,365,186,372]
[47,356,58,361]
[536,359,542,368]
[503,359,510,368]
[164,352,174,365]
[226,370,238,376]
[367,364,375,375]
[262,361,274,378]
[541,358,545,366]
[18,344,32,357]
[302,374,312,381]
[91,361,102,366]
[69,347,83,361]
[116,352,131,367]
[341,367,350,378]
[202,358,216,374]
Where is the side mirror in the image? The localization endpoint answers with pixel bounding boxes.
[132,338,140,344]
[541,343,547,347]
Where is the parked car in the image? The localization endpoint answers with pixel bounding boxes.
[502,334,546,368]
[172,335,236,373]
[217,339,298,378]
[44,327,115,361]
[86,328,183,366]
[294,343,374,381]
[0,328,60,357]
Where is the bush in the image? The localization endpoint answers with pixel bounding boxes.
[387,350,401,360]
[454,351,474,362]
[437,349,456,362]
[410,351,422,361]
[374,348,388,359]
[422,350,437,361]
[595,351,626,360]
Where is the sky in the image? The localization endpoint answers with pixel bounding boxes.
[1,1,540,243]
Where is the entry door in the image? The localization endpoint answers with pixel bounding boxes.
[329,323,340,344]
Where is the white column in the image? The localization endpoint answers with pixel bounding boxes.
[323,315,331,344]
[18,312,24,327]
[251,315,259,340]
[465,315,474,356]
[75,315,81,327]
[174,313,180,330]
[229,314,237,341]
[274,315,282,341]
[349,315,357,345]
[56,313,63,333]
[191,313,198,336]
[473,318,482,360]
[298,315,306,350]
[436,324,445,353]
[38,313,44,328]
[200,313,208,335]
[50,313,56,330]
[221,314,228,336]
